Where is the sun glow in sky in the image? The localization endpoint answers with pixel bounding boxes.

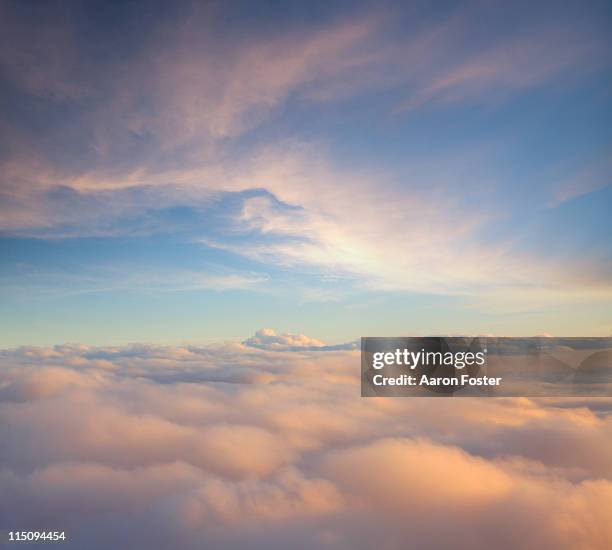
[1,0,611,346]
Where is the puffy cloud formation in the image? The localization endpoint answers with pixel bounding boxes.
[1,335,611,549]
[244,328,357,351]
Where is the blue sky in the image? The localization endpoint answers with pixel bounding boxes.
[1,0,611,346]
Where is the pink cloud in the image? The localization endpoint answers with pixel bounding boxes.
[1,338,611,547]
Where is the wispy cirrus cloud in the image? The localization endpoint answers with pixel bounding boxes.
[394,22,610,113]
[548,151,612,207]
[2,148,612,304]
[1,0,608,189]
[1,0,611,341]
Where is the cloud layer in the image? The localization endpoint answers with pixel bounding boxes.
[1,334,611,548]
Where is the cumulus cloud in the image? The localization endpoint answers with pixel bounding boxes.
[1,334,611,548]
[243,328,357,351]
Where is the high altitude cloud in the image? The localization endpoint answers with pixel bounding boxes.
[1,333,611,549]
[1,1,611,307]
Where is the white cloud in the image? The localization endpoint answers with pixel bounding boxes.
[1,335,611,548]
[243,328,356,352]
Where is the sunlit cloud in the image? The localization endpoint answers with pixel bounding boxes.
[243,328,357,351]
[1,336,611,548]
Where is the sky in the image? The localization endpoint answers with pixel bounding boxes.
[1,0,612,346]
[1,4,612,548]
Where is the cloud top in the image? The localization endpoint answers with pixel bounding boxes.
[243,328,357,351]
[1,337,611,548]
